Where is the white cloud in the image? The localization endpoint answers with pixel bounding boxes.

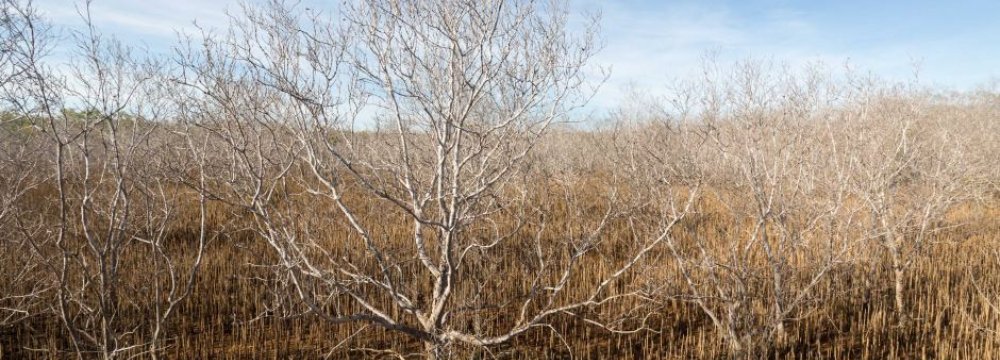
[29,0,996,114]
[580,1,954,112]
[35,0,232,39]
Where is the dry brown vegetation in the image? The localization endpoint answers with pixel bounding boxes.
[2,0,1000,359]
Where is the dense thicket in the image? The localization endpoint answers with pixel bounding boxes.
[1,0,998,358]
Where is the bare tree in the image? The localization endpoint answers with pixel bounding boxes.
[0,0,54,340]
[0,2,209,357]
[170,0,704,357]
[132,76,213,360]
[841,79,973,323]
[0,124,46,328]
[630,59,861,356]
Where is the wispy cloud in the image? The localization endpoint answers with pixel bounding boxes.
[579,0,999,109]
[36,0,231,43]
[31,0,1000,111]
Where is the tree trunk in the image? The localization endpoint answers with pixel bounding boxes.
[773,321,788,346]
[717,311,743,358]
[424,341,441,360]
[889,243,907,326]
[725,329,744,359]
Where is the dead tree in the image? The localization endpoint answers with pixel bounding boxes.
[1,2,209,357]
[636,59,860,355]
[840,79,972,323]
[0,0,55,337]
[172,0,697,357]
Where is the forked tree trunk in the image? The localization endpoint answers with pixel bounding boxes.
[887,239,907,325]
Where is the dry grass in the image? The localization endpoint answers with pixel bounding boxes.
[2,172,998,359]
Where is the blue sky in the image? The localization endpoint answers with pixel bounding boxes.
[32,0,1000,109]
